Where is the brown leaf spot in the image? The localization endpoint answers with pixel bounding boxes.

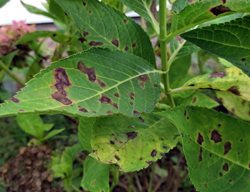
[114,155,120,161]
[138,74,149,88]
[228,86,240,96]
[82,0,87,6]
[223,163,229,172]
[89,41,103,46]
[126,131,138,140]
[198,147,203,161]
[129,92,135,100]
[77,61,96,82]
[138,117,145,123]
[11,97,20,103]
[96,79,106,88]
[197,133,204,145]
[133,110,140,116]
[114,93,119,97]
[123,19,128,24]
[211,130,222,143]
[222,0,226,3]
[132,43,137,48]
[192,97,197,103]
[224,142,232,155]
[241,58,246,62]
[112,39,119,47]
[210,71,226,78]
[210,5,231,16]
[99,95,112,104]
[52,68,72,105]
[78,37,87,43]
[83,31,89,36]
[78,107,88,113]
[151,150,157,157]
[112,103,118,109]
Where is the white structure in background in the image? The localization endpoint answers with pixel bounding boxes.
[0,0,52,25]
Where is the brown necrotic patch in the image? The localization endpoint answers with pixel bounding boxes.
[96,79,106,88]
[138,74,150,88]
[227,86,240,96]
[52,68,72,105]
[99,95,112,104]
[224,142,232,155]
[83,31,89,36]
[89,41,103,46]
[78,106,88,113]
[197,133,204,145]
[210,5,231,16]
[78,61,96,82]
[211,130,222,143]
[114,93,119,97]
[78,37,87,43]
[198,147,203,161]
[126,131,138,140]
[151,150,157,157]
[112,39,119,47]
[11,97,20,103]
[210,71,226,78]
[223,163,229,172]
[129,92,135,100]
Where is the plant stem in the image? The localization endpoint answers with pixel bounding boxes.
[0,60,25,86]
[159,0,175,107]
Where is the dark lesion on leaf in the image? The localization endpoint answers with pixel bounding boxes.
[223,163,229,172]
[151,150,157,157]
[114,155,120,161]
[129,92,135,100]
[77,61,96,82]
[99,95,112,104]
[197,133,204,145]
[11,97,20,103]
[112,39,119,47]
[210,5,231,16]
[126,131,138,140]
[89,41,103,47]
[138,74,150,89]
[210,130,222,143]
[52,68,72,105]
[227,86,240,96]
[210,71,226,78]
[198,147,203,162]
[78,106,88,113]
[224,142,232,155]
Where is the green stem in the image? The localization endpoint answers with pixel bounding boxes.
[159,0,175,107]
[0,60,25,86]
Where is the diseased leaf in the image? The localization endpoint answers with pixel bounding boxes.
[167,107,250,192]
[0,49,161,117]
[54,0,155,64]
[182,16,250,75]
[182,67,250,101]
[90,113,179,172]
[169,0,250,40]
[121,0,159,33]
[216,91,250,121]
[81,157,110,192]
[177,92,219,108]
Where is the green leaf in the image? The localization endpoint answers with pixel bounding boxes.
[54,0,155,64]
[78,117,96,152]
[17,31,69,44]
[182,16,250,75]
[177,92,219,108]
[102,0,124,11]
[182,67,250,101]
[16,114,54,139]
[169,0,250,40]
[167,107,250,192]
[0,0,8,8]
[42,128,65,141]
[216,91,250,121]
[0,49,161,117]
[120,0,159,33]
[51,144,82,178]
[81,156,110,192]
[90,113,179,172]
[21,1,55,19]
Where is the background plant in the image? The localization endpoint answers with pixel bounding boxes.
[0,0,250,191]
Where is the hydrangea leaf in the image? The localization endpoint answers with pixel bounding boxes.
[0,49,161,118]
[182,16,250,75]
[167,107,250,192]
[54,0,155,65]
[182,67,250,101]
[216,91,250,122]
[90,113,179,172]
[169,0,250,40]
[81,156,110,192]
